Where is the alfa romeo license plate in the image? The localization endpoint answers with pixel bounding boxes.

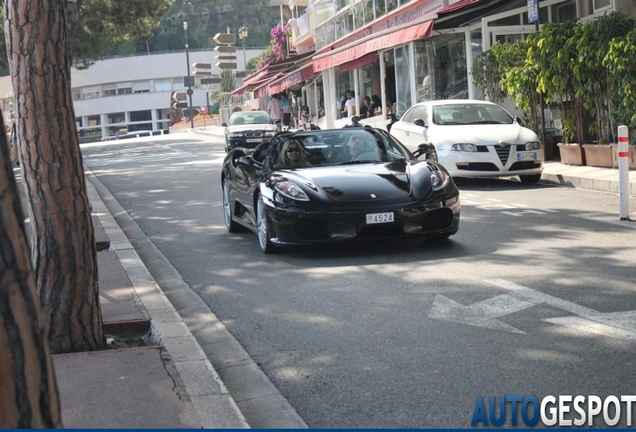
[517,152,537,161]
[366,212,394,224]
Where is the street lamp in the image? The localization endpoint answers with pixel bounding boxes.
[238,26,248,72]
[183,21,194,129]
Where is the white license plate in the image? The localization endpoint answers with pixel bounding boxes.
[246,138,262,143]
[366,212,394,224]
[517,152,537,161]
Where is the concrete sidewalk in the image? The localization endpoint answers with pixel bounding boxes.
[53,177,250,429]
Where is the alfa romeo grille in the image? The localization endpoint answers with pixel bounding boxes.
[244,131,263,138]
[494,144,511,165]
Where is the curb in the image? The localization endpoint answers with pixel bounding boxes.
[85,172,250,429]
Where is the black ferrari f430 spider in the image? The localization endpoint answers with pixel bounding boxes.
[221,127,460,253]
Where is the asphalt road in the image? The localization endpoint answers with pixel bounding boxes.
[82,133,636,428]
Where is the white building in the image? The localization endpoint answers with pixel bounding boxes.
[0,47,261,140]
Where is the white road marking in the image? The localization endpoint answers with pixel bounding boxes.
[431,279,636,343]
[429,294,534,334]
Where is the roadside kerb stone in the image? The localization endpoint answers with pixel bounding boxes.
[85,177,250,429]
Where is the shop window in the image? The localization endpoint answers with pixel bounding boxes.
[394,46,412,116]
[335,67,354,118]
[489,14,521,26]
[81,86,99,100]
[133,81,150,93]
[130,110,151,122]
[108,112,125,124]
[374,0,385,18]
[117,82,133,95]
[363,0,374,23]
[417,34,467,101]
[553,1,577,22]
[387,0,397,13]
[399,0,411,6]
[354,3,364,30]
[102,84,116,97]
[87,115,100,126]
[154,79,172,92]
[589,0,610,12]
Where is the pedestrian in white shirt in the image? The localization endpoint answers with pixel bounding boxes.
[267,94,283,130]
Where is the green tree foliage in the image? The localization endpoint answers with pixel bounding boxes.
[605,28,636,139]
[144,0,275,52]
[70,0,172,68]
[572,13,635,142]
[471,47,505,104]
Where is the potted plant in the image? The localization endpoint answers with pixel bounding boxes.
[583,138,613,167]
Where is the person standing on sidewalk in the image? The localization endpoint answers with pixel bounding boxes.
[280,92,292,130]
[267,93,283,131]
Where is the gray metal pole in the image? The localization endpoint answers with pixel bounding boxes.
[185,26,194,129]
[536,19,546,151]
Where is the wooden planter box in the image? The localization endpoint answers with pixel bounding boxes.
[610,144,636,169]
[582,144,613,168]
[557,143,586,166]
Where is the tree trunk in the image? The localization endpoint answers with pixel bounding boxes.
[0,117,62,428]
[4,0,104,353]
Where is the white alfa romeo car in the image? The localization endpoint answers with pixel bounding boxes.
[390,100,544,183]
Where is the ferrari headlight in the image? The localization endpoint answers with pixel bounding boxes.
[525,141,541,150]
[228,132,244,138]
[430,169,450,191]
[274,181,310,201]
[451,143,478,152]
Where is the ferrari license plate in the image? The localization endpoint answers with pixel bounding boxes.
[517,152,537,161]
[246,138,262,143]
[366,212,394,224]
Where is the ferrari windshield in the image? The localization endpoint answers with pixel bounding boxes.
[271,129,410,169]
[432,103,514,125]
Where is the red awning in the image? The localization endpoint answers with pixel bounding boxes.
[268,63,316,94]
[313,20,433,72]
[243,51,315,85]
[437,0,481,14]
[339,52,377,73]
[253,73,285,98]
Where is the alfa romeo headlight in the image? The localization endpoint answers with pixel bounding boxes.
[275,181,310,201]
[430,169,450,191]
[525,141,541,150]
[451,143,478,152]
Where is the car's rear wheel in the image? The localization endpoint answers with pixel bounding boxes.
[256,194,278,254]
[519,174,542,184]
[223,180,242,233]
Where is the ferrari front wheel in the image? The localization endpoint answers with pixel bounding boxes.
[223,180,242,233]
[256,194,278,254]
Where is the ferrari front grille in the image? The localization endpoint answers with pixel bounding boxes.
[421,208,454,231]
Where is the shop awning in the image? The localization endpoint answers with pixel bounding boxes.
[313,20,433,72]
[243,51,315,86]
[253,73,285,98]
[339,52,377,73]
[268,63,316,95]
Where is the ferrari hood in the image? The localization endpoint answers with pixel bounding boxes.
[277,161,436,202]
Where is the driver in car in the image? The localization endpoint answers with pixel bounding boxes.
[278,140,312,167]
